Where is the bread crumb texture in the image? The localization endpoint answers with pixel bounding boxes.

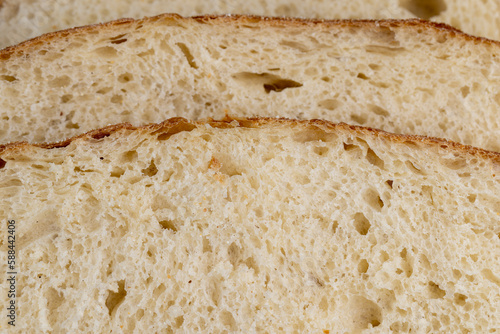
[1,16,500,152]
[0,0,500,48]
[0,119,499,333]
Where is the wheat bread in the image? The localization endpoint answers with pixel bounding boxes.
[1,15,500,152]
[0,0,499,48]
[0,117,499,332]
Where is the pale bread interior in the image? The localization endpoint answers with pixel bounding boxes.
[1,119,499,332]
[1,16,500,153]
[1,0,500,49]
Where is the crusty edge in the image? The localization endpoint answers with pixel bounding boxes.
[1,13,498,57]
[1,117,500,166]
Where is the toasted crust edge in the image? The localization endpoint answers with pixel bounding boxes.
[1,117,500,166]
[0,14,498,58]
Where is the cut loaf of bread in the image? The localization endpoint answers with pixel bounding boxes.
[2,15,500,152]
[1,0,500,49]
[0,117,499,332]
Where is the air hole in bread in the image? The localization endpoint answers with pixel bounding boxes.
[46,287,64,311]
[419,254,433,271]
[390,322,410,332]
[155,122,196,141]
[65,121,79,129]
[220,310,237,331]
[176,43,198,69]
[96,87,113,95]
[232,72,302,94]
[110,167,125,178]
[111,94,123,104]
[90,131,112,141]
[318,99,339,110]
[1,75,17,82]
[366,148,385,169]
[174,316,184,328]
[153,283,166,297]
[380,250,390,263]
[215,157,241,177]
[119,152,137,164]
[202,237,212,253]
[364,188,384,211]
[343,143,362,152]
[228,242,241,267]
[0,159,6,169]
[348,296,382,330]
[357,73,369,80]
[406,160,424,174]
[93,46,118,58]
[263,78,303,93]
[106,280,127,316]
[332,221,339,234]
[454,293,468,306]
[110,38,128,45]
[428,281,446,299]
[31,164,48,171]
[46,287,64,326]
[365,45,406,56]
[159,220,177,232]
[293,128,328,143]
[280,40,308,52]
[49,75,71,88]
[118,73,133,83]
[358,259,369,273]
[399,0,447,20]
[135,308,144,322]
[441,157,467,170]
[137,49,155,58]
[453,269,462,280]
[461,86,470,98]
[400,248,414,277]
[109,33,127,41]
[368,104,390,117]
[482,269,500,287]
[60,94,72,103]
[319,297,329,312]
[244,256,259,274]
[74,166,94,173]
[350,114,367,125]
[313,146,329,156]
[141,160,158,177]
[353,213,371,235]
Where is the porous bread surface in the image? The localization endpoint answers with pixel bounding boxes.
[0,118,499,333]
[2,15,500,152]
[0,0,500,48]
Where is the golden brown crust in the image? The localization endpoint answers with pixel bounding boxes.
[1,13,498,59]
[2,117,500,165]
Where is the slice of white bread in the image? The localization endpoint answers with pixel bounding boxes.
[1,0,500,49]
[1,117,499,332]
[2,15,500,152]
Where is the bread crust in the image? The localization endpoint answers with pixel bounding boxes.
[1,14,497,59]
[2,117,499,166]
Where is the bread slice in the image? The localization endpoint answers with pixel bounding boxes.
[1,117,499,332]
[2,15,500,152]
[1,0,500,49]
